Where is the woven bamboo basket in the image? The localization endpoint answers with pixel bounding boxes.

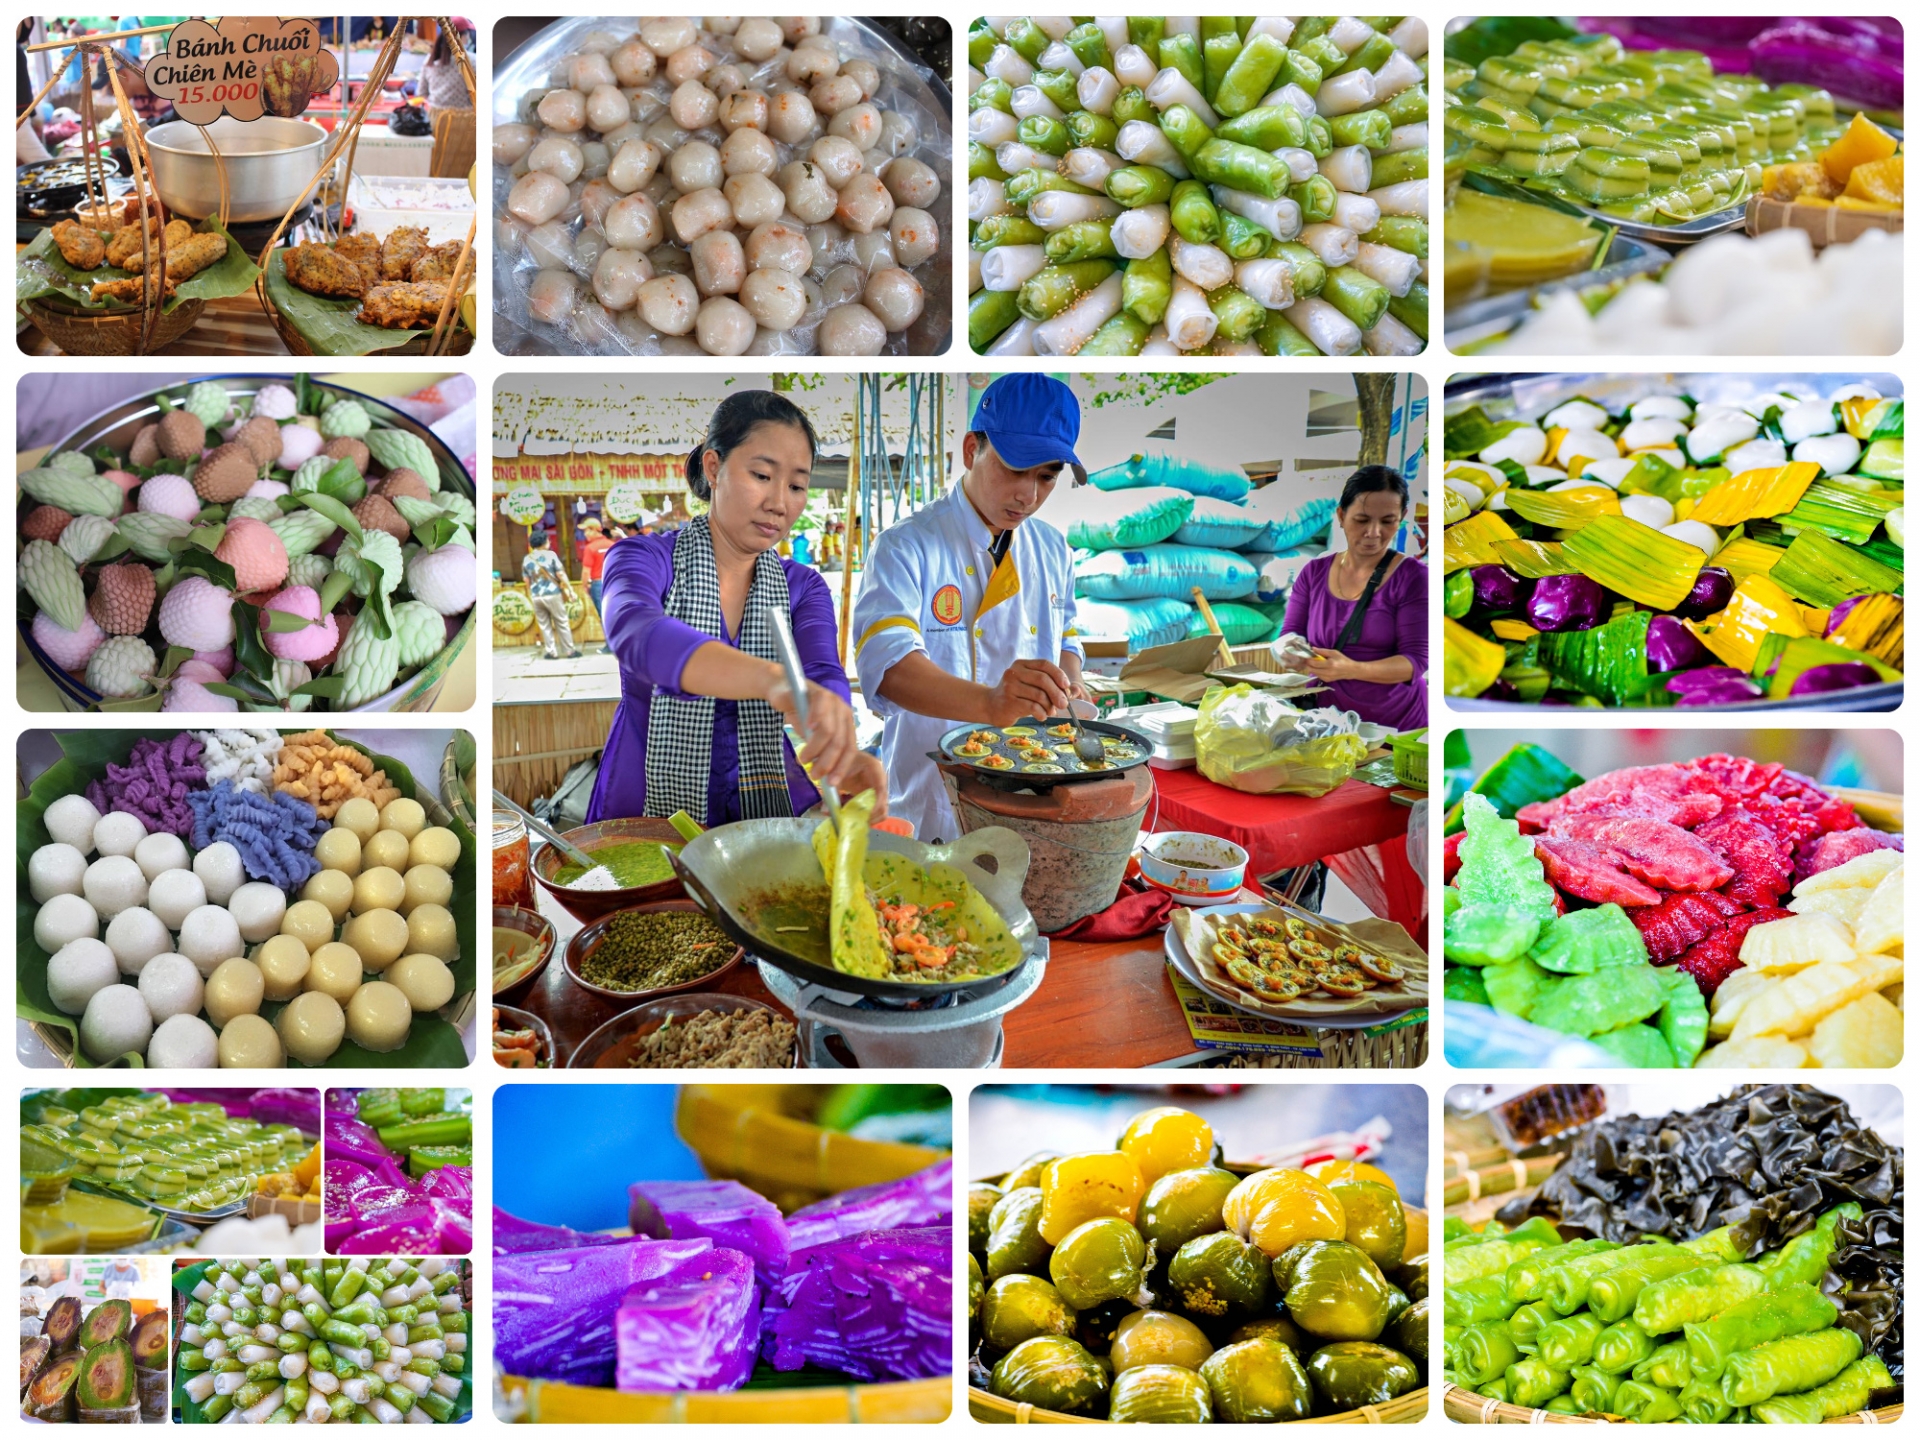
[970,1174,1431,1426]
[674,1084,944,1211]
[1443,1382,1901,1426]
[253,18,476,358]
[1199,1022,1429,1070]
[18,27,216,355]
[501,1375,952,1424]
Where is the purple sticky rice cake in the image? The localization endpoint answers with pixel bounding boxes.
[763,1224,952,1382]
[631,1179,790,1286]
[492,1205,628,1257]
[784,1158,955,1251]
[615,1247,760,1393]
[494,1233,715,1388]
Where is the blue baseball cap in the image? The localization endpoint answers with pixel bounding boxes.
[974,373,1083,473]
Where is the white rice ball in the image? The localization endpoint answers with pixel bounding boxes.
[82,854,148,919]
[80,983,153,1062]
[92,810,149,858]
[147,869,208,931]
[137,952,206,1023]
[34,893,99,952]
[105,906,173,976]
[229,881,290,944]
[44,794,103,853]
[147,1012,219,1069]
[193,841,247,906]
[28,843,88,903]
[133,831,192,881]
[178,904,244,977]
[46,938,119,1016]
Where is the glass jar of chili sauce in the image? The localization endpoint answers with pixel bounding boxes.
[492,809,536,910]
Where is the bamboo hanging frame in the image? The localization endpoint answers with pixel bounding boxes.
[17,30,224,354]
[251,17,477,357]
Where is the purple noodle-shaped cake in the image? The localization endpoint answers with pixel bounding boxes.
[630,1179,790,1286]
[494,1230,716,1388]
[615,1248,760,1393]
[762,1225,952,1382]
[493,1205,628,1257]
[784,1159,955,1250]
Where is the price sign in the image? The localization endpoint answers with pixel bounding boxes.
[603,481,646,525]
[145,18,339,125]
[501,485,546,526]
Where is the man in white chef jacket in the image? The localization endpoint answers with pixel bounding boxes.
[853,373,1089,842]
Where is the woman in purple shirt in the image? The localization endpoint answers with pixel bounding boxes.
[586,391,886,827]
[1277,465,1428,731]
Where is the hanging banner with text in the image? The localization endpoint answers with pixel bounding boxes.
[144,17,339,124]
[491,452,689,496]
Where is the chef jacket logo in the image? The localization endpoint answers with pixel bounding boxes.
[145,18,338,126]
[931,585,963,627]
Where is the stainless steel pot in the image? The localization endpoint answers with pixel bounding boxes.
[144,116,328,223]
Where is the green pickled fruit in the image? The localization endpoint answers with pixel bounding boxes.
[969,1254,985,1328]
[1109,1362,1215,1422]
[1050,1217,1147,1311]
[1004,1152,1063,1191]
[1393,1297,1431,1366]
[1073,1299,1135,1356]
[1330,1181,1408,1270]
[981,1274,1078,1351]
[77,1340,134,1409]
[1139,1165,1240,1253]
[990,1335,1108,1415]
[1200,1337,1314,1422]
[1230,1314,1307,1351]
[1168,1231,1272,1317]
[1382,1283,1412,1327]
[1110,1309,1215,1374]
[987,1187,1052,1279]
[1277,1240,1395,1341]
[970,1183,1004,1254]
[1396,1255,1430,1303]
[1307,1341,1422,1411]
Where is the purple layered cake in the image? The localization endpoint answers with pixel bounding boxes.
[763,1224,953,1381]
[784,1159,955,1250]
[631,1179,790,1287]
[615,1248,759,1392]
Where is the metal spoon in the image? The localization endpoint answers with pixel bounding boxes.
[494,793,616,890]
[768,607,842,835]
[1068,698,1105,765]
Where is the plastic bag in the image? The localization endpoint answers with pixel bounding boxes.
[1043,485,1194,550]
[1070,596,1193,651]
[1194,684,1369,796]
[1186,602,1277,646]
[1269,631,1315,669]
[1075,543,1257,602]
[1173,495,1268,550]
[1243,488,1338,552]
[1089,450,1251,502]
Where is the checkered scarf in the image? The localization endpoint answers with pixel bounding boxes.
[643,516,795,824]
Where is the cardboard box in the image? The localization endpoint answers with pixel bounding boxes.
[1085,636,1326,708]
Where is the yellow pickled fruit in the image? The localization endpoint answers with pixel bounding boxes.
[1119,1107,1214,1185]
[460,288,476,332]
[1820,112,1898,186]
[1843,154,1902,209]
[1304,1159,1397,1194]
[1404,1205,1430,1262]
[1038,1152,1144,1244]
[1222,1168,1346,1258]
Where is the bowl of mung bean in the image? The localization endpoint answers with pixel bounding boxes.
[561,898,747,1004]
[566,992,800,1069]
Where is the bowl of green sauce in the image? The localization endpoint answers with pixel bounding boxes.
[530,817,689,922]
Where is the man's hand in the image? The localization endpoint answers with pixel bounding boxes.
[839,751,890,819]
[986,657,1072,725]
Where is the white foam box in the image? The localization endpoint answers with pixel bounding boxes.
[345,173,474,245]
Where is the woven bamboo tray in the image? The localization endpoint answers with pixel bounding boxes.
[22,297,205,354]
[502,1375,951,1424]
[674,1084,944,1211]
[1443,1382,1901,1426]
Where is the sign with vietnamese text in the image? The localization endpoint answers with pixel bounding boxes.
[501,485,546,526]
[491,451,688,496]
[145,18,339,125]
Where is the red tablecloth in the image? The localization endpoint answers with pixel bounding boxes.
[1150,769,1425,937]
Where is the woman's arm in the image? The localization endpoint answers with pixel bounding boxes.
[600,539,719,693]
[1304,558,1421,684]
[1394,559,1428,685]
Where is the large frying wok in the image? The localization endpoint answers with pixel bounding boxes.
[668,820,1042,1001]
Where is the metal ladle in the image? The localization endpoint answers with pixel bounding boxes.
[494,792,616,890]
[1068,698,1105,765]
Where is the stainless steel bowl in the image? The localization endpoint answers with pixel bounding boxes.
[145,116,328,223]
